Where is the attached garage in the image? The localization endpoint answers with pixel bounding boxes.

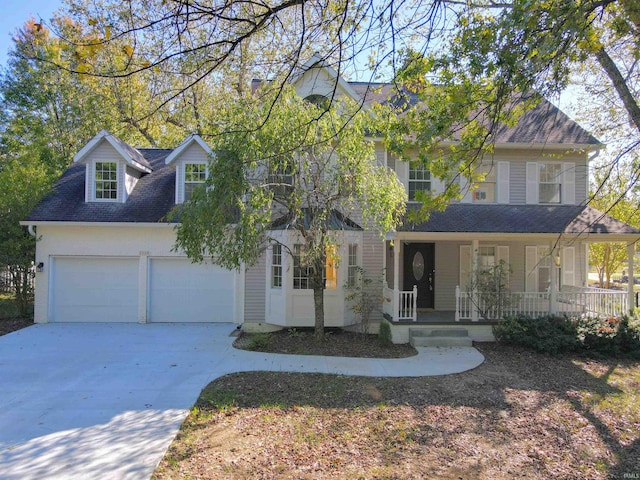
[147,258,236,323]
[50,257,139,323]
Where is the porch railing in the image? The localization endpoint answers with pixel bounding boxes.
[383,282,417,322]
[455,286,629,321]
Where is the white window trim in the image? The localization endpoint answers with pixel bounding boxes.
[181,161,208,203]
[271,244,283,289]
[92,160,119,202]
[347,243,360,288]
[408,165,432,202]
[526,161,576,205]
[538,161,563,204]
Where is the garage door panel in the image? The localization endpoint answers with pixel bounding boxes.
[51,258,138,323]
[148,259,235,323]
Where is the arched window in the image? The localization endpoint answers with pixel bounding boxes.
[304,94,330,110]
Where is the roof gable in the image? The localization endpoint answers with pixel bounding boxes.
[165,134,213,165]
[74,130,152,173]
[291,53,361,103]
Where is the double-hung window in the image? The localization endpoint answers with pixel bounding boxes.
[184,163,207,201]
[293,244,311,289]
[95,162,118,200]
[473,165,496,202]
[539,163,562,203]
[408,166,431,201]
[267,159,294,196]
[293,244,337,290]
[271,244,283,288]
[347,244,359,287]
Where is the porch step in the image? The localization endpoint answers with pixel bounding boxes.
[409,328,473,348]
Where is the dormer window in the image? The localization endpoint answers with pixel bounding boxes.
[95,162,118,200]
[184,163,207,201]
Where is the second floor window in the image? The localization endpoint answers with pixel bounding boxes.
[95,162,118,200]
[408,166,431,201]
[539,163,562,203]
[184,163,207,201]
[267,160,294,196]
[473,165,496,202]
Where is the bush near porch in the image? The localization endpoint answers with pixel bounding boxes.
[493,314,640,358]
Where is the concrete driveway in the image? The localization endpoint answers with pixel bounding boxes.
[0,323,484,480]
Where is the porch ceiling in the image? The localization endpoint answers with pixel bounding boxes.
[395,204,640,243]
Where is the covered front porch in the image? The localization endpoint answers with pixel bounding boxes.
[382,235,637,324]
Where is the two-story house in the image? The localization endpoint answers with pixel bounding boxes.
[24,57,640,342]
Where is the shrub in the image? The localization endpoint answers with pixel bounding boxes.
[246,332,272,351]
[378,320,392,345]
[494,313,640,358]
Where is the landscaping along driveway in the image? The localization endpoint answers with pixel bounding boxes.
[0,323,484,480]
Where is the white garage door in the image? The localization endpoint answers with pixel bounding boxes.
[148,258,235,323]
[50,257,139,322]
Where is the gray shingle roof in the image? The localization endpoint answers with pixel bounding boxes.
[349,83,599,146]
[26,149,175,223]
[401,204,640,235]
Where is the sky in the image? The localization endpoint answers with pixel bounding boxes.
[0,0,62,67]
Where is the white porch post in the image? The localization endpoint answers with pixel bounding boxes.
[471,239,479,322]
[393,239,400,322]
[627,243,635,313]
[549,242,558,315]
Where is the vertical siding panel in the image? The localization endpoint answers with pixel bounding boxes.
[510,160,526,204]
[244,251,266,323]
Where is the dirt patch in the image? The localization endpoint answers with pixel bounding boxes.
[154,343,640,480]
[234,328,417,358]
[0,317,33,336]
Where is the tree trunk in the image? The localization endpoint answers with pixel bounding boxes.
[311,254,325,341]
[313,284,325,341]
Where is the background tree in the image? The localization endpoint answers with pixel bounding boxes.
[589,165,640,288]
[174,86,405,339]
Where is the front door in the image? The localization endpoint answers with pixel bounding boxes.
[403,243,435,309]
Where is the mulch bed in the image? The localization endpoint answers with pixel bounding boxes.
[0,317,33,336]
[234,328,418,358]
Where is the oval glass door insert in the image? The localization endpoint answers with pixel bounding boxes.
[412,251,425,281]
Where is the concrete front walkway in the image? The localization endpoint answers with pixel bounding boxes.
[0,323,484,480]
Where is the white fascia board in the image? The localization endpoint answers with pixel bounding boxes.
[73,130,152,174]
[20,221,180,228]
[165,134,213,165]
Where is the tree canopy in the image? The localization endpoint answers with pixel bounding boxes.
[174,86,406,338]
